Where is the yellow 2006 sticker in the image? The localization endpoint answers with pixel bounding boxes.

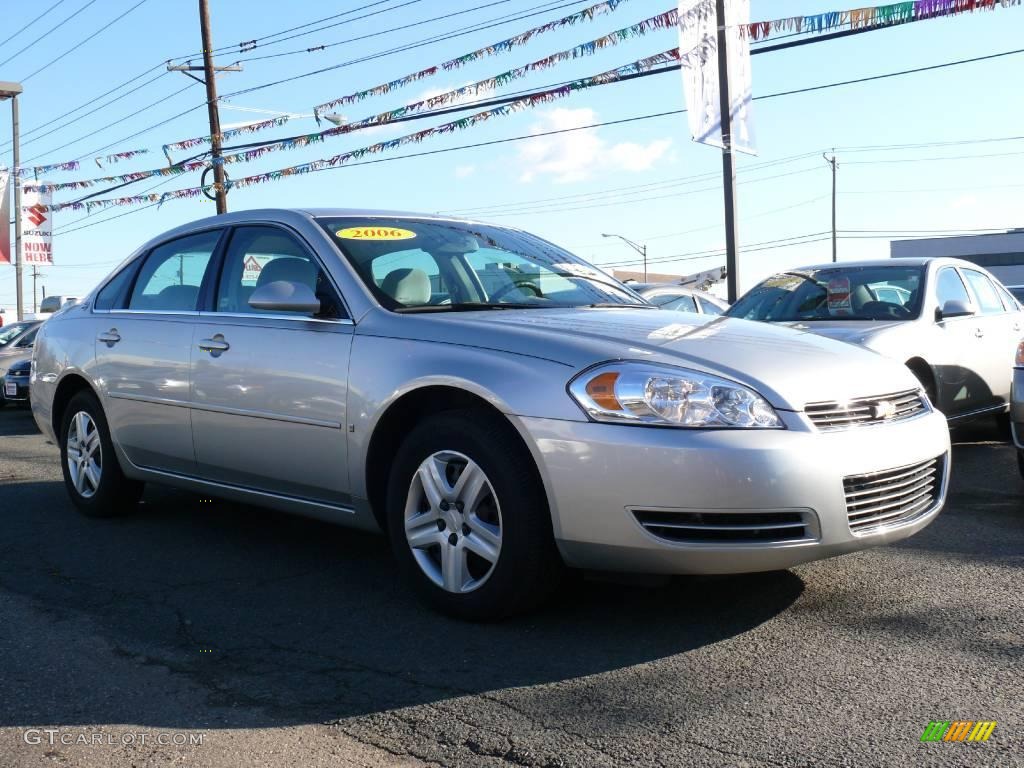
[336,226,417,241]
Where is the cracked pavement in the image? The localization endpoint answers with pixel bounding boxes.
[0,407,1021,767]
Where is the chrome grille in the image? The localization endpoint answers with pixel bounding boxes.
[805,389,927,429]
[633,509,813,544]
[844,456,944,534]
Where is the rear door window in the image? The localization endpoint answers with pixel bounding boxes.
[961,269,1005,315]
[128,231,222,312]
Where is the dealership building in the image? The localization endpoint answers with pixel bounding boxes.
[890,229,1024,286]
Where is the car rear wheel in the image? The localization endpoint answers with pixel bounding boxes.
[60,390,144,517]
[386,410,561,620]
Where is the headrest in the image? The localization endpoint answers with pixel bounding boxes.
[381,268,431,305]
[153,284,199,310]
[257,257,317,290]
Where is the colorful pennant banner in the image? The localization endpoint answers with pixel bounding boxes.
[162,116,290,162]
[31,12,680,195]
[312,0,637,118]
[40,49,683,213]
[741,0,1019,40]
[95,148,150,167]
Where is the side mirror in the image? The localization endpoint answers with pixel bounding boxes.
[248,280,322,315]
[936,299,975,321]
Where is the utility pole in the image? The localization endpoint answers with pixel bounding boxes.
[715,0,740,303]
[824,152,838,262]
[31,264,39,314]
[601,233,647,282]
[168,1,242,215]
[199,0,227,214]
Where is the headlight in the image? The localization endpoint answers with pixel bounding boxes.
[568,362,783,428]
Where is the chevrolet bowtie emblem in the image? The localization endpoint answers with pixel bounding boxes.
[871,400,897,420]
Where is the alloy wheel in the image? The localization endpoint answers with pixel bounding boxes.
[403,450,503,594]
[66,410,102,499]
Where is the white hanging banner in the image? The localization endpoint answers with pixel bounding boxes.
[20,184,54,265]
[678,0,756,155]
[0,170,10,265]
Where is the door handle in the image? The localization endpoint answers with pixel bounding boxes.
[974,328,985,338]
[97,329,121,346]
[1013,323,1021,332]
[198,335,230,354]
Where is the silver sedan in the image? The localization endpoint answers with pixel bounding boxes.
[727,258,1023,425]
[30,209,951,619]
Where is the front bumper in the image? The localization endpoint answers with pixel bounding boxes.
[2,375,29,403]
[517,409,951,574]
[1011,367,1024,449]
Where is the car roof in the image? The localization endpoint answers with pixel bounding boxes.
[783,257,982,271]
[130,208,520,259]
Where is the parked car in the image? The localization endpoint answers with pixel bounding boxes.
[39,295,78,314]
[726,258,1023,425]
[3,357,31,405]
[0,320,42,407]
[31,210,951,618]
[631,283,728,315]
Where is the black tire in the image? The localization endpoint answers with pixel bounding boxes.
[1017,449,1024,481]
[907,362,937,406]
[59,390,144,517]
[386,410,562,620]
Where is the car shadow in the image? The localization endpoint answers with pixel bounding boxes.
[0,406,40,437]
[890,417,1024,562]
[0,478,804,730]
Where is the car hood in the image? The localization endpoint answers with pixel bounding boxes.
[775,319,907,345]
[370,308,921,410]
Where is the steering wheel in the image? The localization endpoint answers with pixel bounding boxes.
[489,281,543,302]
[860,301,911,320]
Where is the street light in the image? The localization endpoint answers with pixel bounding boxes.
[0,81,23,321]
[601,232,648,282]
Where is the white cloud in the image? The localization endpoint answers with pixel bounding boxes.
[515,108,672,184]
[455,165,476,178]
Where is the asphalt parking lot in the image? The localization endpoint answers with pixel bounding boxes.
[0,405,1021,768]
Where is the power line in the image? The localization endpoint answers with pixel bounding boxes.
[170,0,424,61]
[0,63,166,150]
[0,0,100,69]
[41,33,1024,218]
[218,0,598,101]
[235,0,519,65]
[20,0,154,82]
[0,0,71,48]
[14,70,171,151]
[20,80,202,165]
[19,0,580,166]
[207,0,430,60]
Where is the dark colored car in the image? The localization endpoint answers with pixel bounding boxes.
[3,357,31,404]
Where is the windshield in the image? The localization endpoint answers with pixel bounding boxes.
[0,322,34,346]
[318,217,648,312]
[727,266,925,322]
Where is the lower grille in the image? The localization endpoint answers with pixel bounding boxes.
[844,455,944,534]
[633,509,812,544]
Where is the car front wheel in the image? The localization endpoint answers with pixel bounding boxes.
[386,410,561,620]
[59,390,143,517]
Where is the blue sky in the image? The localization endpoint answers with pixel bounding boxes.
[1,0,1021,310]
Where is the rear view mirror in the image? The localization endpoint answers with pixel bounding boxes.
[936,299,975,321]
[248,281,322,314]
